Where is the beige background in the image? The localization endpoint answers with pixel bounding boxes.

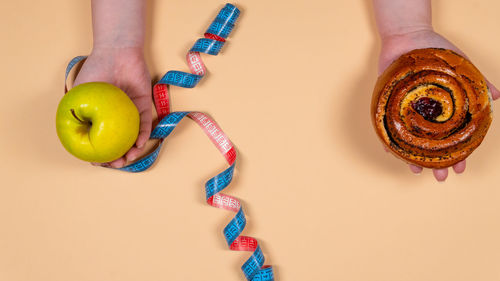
[1,0,500,280]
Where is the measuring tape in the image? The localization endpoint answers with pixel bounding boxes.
[64,3,274,281]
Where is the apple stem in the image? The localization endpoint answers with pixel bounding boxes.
[70,109,86,124]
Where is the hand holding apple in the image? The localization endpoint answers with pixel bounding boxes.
[69,47,152,168]
[56,82,140,163]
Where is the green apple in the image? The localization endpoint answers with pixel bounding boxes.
[56,82,140,163]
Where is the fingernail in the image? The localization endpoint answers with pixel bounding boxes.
[410,167,423,174]
[436,176,447,183]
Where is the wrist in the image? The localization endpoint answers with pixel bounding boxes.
[93,34,144,50]
[90,0,146,50]
[89,45,145,63]
[373,0,433,42]
[380,25,434,43]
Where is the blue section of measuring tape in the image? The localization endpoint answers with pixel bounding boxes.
[190,38,225,55]
[242,245,265,280]
[205,163,235,200]
[151,112,190,139]
[251,266,274,281]
[158,71,202,88]
[65,56,87,82]
[119,143,163,173]
[206,3,240,38]
[65,3,274,280]
[224,207,246,245]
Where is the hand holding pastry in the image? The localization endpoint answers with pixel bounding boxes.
[372,0,499,181]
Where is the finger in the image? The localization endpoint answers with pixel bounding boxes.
[91,162,111,168]
[486,80,500,100]
[452,160,466,174]
[383,145,389,153]
[409,164,423,174]
[134,98,152,149]
[108,157,127,169]
[432,168,448,182]
[136,125,151,149]
[125,145,146,163]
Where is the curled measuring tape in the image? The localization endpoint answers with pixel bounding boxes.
[64,3,274,281]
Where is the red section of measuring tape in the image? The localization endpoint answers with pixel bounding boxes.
[153,84,171,118]
[187,52,207,76]
[189,112,236,165]
[207,193,241,212]
[205,33,226,42]
[230,236,258,251]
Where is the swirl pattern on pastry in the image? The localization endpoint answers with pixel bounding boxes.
[371,48,492,169]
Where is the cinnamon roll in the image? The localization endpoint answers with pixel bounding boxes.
[371,48,492,169]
